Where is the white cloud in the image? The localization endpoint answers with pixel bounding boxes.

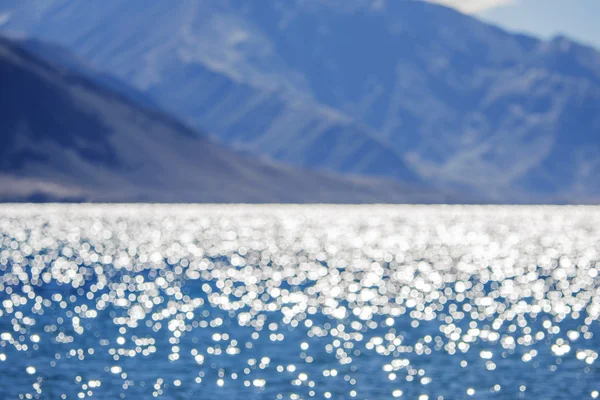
[424,0,517,14]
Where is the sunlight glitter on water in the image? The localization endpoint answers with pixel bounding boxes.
[0,204,599,399]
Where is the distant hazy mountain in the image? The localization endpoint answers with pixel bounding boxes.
[2,0,600,202]
[0,36,444,203]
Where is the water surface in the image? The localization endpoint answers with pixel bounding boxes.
[0,205,599,399]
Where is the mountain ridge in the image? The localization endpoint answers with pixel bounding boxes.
[0,35,446,204]
[2,0,600,202]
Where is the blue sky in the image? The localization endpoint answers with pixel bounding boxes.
[428,0,600,49]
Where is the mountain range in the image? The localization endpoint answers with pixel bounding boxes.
[0,36,443,203]
[1,0,600,203]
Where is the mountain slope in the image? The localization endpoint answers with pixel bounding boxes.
[0,36,442,203]
[16,36,161,111]
[2,0,600,202]
[0,0,420,184]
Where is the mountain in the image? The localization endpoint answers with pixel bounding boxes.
[0,36,444,203]
[1,0,600,202]
[15,36,161,112]
[0,1,420,185]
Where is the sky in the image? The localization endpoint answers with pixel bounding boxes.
[427,0,600,49]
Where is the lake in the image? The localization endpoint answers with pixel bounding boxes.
[0,204,598,399]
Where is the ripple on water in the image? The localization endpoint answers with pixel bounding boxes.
[0,204,599,399]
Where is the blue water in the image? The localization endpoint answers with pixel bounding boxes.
[0,205,599,399]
